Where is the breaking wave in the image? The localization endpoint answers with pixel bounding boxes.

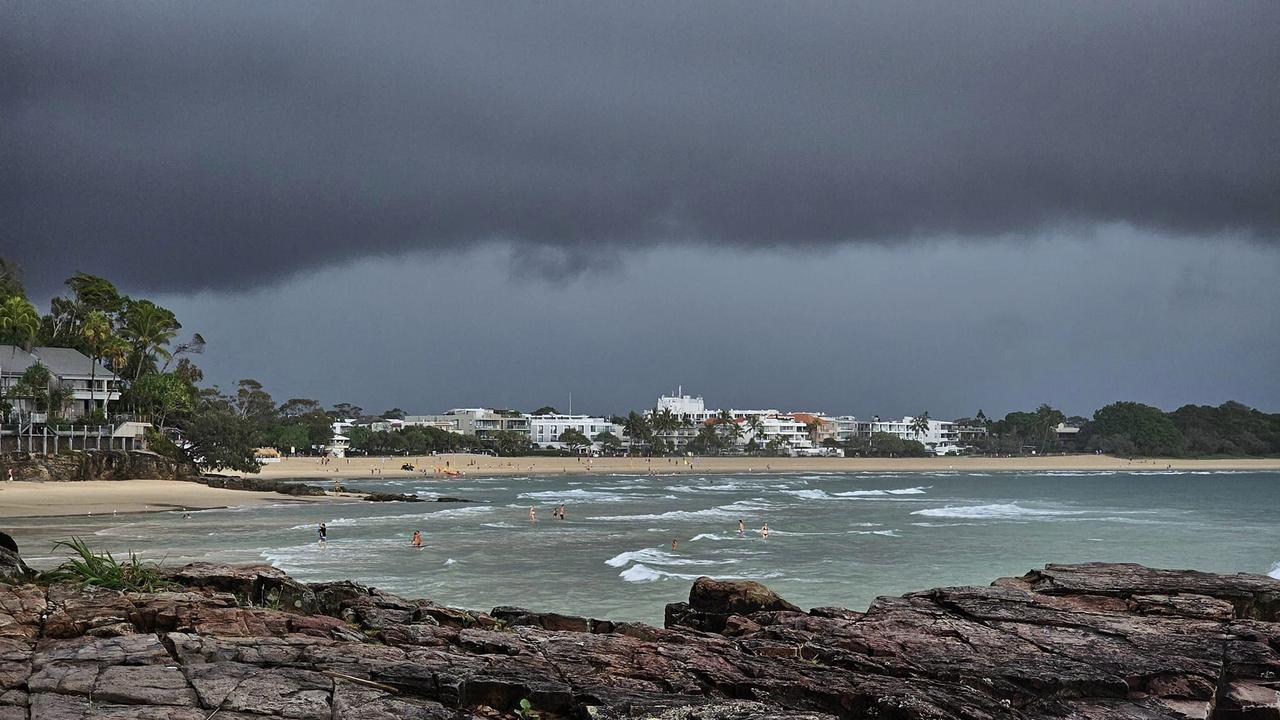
[911,503,1086,520]
[619,564,782,583]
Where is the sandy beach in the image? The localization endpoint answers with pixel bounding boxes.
[0,479,335,519]
[3,455,1275,520]
[246,453,1280,480]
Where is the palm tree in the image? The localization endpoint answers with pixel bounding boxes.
[623,411,650,454]
[80,310,113,419]
[0,296,41,351]
[744,415,764,447]
[910,412,932,439]
[119,300,180,381]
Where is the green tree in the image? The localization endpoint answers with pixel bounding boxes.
[491,429,533,456]
[909,413,931,439]
[80,310,114,417]
[0,258,24,301]
[330,402,364,420]
[1088,401,1184,457]
[233,378,277,422]
[279,398,323,417]
[9,363,52,413]
[130,373,198,429]
[623,411,651,454]
[532,406,559,415]
[1033,404,1067,453]
[175,394,262,472]
[381,407,407,420]
[0,296,41,351]
[594,430,623,453]
[558,427,591,453]
[119,300,181,380]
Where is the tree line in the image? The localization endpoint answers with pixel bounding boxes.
[3,259,1276,467]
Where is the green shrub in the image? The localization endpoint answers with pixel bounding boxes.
[40,537,173,592]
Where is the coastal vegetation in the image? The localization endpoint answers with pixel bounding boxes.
[39,537,172,592]
[3,258,1278,463]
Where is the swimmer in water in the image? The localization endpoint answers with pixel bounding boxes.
[760,522,770,539]
[411,530,423,548]
[529,506,537,523]
[671,538,679,551]
[738,519,746,538]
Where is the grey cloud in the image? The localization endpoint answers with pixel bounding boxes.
[153,232,1280,417]
[3,2,1278,293]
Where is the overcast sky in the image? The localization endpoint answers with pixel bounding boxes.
[4,3,1278,417]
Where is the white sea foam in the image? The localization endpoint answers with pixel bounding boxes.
[618,564,782,583]
[834,486,931,497]
[518,488,655,502]
[911,503,1086,520]
[444,558,457,565]
[780,489,832,500]
[605,547,733,568]
[912,521,986,527]
[589,499,773,523]
[1269,562,1280,579]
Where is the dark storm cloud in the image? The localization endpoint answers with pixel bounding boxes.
[3,2,1278,292]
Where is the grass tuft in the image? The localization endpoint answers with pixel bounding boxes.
[40,537,173,592]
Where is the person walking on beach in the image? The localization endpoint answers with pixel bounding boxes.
[411,530,423,548]
[317,523,328,545]
[760,522,770,539]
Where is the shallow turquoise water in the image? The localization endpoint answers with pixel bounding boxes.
[7,470,1279,624]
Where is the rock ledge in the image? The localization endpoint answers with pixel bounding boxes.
[0,557,1277,719]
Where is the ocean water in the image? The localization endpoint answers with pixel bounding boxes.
[6,470,1279,624]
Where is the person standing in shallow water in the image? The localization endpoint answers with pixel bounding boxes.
[411,530,423,548]
[738,519,746,538]
[529,506,537,523]
[760,522,770,539]
[317,523,328,545]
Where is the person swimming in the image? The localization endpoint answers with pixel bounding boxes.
[411,530,423,548]
[760,522,770,539]
[671,538,679,551]
[737,519,745,538]
[529,506,537,523]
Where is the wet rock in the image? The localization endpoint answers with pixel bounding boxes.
[363,492,424,502]
[0,533,32,584]
[2,561,1279,718]
[665,576,802,633]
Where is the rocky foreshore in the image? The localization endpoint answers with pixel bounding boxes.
[1,550,1278,719]
[0,450,196,483]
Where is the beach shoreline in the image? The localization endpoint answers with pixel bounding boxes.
[239,453,1280,481]
[0,479,339,519]
[3,454,1275,520]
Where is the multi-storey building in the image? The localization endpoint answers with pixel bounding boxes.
[528,414,623,449]
[403,409,529,438]
[0,345,122,420]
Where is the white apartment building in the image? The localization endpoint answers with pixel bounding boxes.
[529,414,623,450]
[743,415,815,454]
[403,409,530,438]
[653,391,716,423]
[861,416,963,455]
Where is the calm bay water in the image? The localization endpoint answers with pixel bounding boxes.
[7,470,1279,624]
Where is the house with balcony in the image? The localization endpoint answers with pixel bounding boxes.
[403,409,530,438]
[1,345,122,421]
